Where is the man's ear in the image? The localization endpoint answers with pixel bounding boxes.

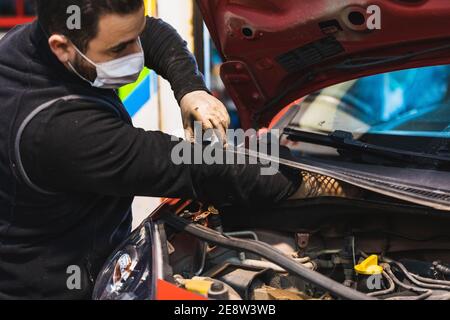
[48,34,76,64]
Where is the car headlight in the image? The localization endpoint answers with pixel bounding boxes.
[93,221,163,300]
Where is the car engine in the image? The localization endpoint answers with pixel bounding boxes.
[164,195,450,300]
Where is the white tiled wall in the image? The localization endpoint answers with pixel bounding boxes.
[131,0,195,229]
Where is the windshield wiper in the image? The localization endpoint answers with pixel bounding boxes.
[284,127,450,168]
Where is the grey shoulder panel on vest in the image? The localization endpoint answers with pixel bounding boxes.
[14,94,123,195]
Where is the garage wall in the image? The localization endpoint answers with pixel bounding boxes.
[131,0,195,229]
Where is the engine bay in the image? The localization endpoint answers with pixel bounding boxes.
[163,198,450,300]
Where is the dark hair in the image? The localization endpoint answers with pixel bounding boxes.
[35,0,144,51]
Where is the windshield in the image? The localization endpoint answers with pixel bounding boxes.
[284,64,450,169]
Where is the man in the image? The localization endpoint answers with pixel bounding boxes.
[0,0,300,299]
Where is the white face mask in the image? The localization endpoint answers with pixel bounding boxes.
[68,38,145,89]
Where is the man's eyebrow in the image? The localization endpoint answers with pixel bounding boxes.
[108,39,136,51]
[108,21,147,52]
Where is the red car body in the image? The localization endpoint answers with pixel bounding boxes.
[198,0,450,129]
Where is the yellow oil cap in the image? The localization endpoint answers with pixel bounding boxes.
[184,279,213,297]
[354,255,383,275]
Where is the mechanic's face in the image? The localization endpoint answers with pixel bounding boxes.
[49,6,146,81]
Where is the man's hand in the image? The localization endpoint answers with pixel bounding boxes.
[180,90,231,144]
[289,172,363,199]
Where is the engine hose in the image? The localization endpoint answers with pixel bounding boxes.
[384,265,432,300]
[161,212,374,300]
[411,274,450,286]
[394,262,450,291]
[367,269,395,297]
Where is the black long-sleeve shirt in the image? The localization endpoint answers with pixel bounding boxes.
[20,17,297,205]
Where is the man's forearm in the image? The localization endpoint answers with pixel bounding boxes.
[140,17,209,103]
[22,101,296,206]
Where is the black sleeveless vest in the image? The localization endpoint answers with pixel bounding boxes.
[0,22,134,299]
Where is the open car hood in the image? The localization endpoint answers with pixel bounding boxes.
[197,0,450,129]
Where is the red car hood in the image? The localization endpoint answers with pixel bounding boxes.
[197,0,450,129]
